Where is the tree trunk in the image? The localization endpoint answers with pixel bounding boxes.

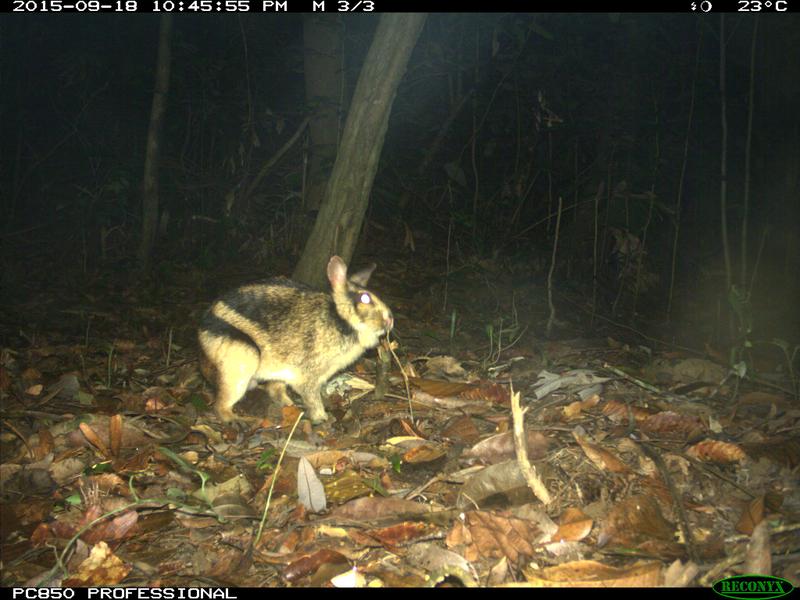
[293,13,427,288]
[138,15,173,271]
[303,14,344,212]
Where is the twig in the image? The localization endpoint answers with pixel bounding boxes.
[545,196,563,338]
[1,419,34,459]
[639,442,698,562]
[591,181,604,328]
[241,115,311,204]
[256,411,304,545]
[510,386,551,505]
[603,363,662,394]
[387,338,413,422]
[668,27,701,319]
[741,17,759,289]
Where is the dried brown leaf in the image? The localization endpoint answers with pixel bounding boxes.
[70,416,150,451]
[523,559,662,587]
[598,495,674,546]
[563,394,601,420]
[6,500,53,527]
[404,541,476,584]
[113,339,137,353]
[323,469,372,504]
[33,428,55,461]
[30,522,54,546]
[79,423,111,458]
[403,442,447,464]
[640,411,706,438]
[62,541,131,586]
[572,430,630,474]
[371,522,440,547]
[602,400,654,422]
[738,391,789,408]
[736,495,765,535]
[303,450,351,470]
[742,438,800,467]
[212,493,258,519]
[87,473,128,496]
[553,508,593,542]
[82,510,138,545]
[112,447,155,475]
[686,439,747,464]
[109,414,122,458]
[462,382,510,405]
[144,396,169,412]
[424,356,467,380]
[463,430,549,464]
[446,510,541,563]
[442,415,481,445]
[332,496,431,521]
[204,547,252,582]
[21,367,42,382]
[0,366,12,392]
[283,549,349,583]
[281,405,303,428]
[408,378,475,398]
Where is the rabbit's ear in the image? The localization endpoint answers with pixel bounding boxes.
[327,256,348,288]
[349,263,376,287]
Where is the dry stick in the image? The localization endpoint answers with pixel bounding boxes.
[420,90,473,177]
[237,15,255,215]
[639,443,698,563]
[741,17,759,289]
[256,411,304,545]
[166,326,173,368]
[387,340,413,422]
[374,344,391,400]
[510,171,539,227]
[591,180,602,329]
[241,115,311,203]
[470,29,480,239]
[668,27,701,320]
[510,387,551,505]
[509,196,591,242]
[545,196,563,338]
[547,131,554,234]
[632,190,655,316]
[700,523,800,586]
[569,138,579,279]
[749,228,768,300]
[603,363,664,395]
[443,185,453,313]
[41,479,220,586]
[405,465,485,502]
[719,15,733,338]
[1,419,34,460]
[633,90,661,317]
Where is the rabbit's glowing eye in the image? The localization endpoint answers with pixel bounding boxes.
[359,293,372,305]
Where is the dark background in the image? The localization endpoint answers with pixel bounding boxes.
[1,13,798,356]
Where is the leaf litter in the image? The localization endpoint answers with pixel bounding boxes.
[0,265,798,588]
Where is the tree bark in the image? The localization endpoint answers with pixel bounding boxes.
[293,13,427,288]
[138,15,173,271]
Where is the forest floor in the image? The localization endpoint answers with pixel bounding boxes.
[1,249,798,587]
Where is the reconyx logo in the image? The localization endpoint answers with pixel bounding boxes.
[713,574,795,600]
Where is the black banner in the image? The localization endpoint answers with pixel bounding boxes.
[2,0,797,13]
